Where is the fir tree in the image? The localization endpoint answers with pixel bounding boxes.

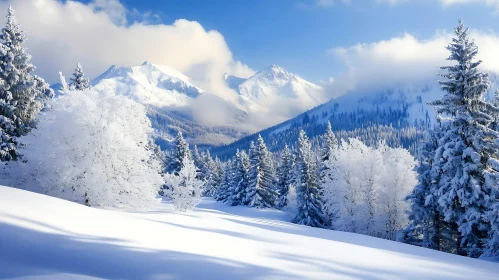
[429,19,499,257]
[215,159,232,202]
[166,131,191,175]
[69,63,90,91]
[245,135,277,208]
[0,6,52,160]
[292,130,328,228]
[402,128,443,250]
[225,149,250,206]
[277,145,295,208]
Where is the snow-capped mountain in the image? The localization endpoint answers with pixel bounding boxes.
[211,83,444,159]
[91,62,248,148]
[226,65,326,124]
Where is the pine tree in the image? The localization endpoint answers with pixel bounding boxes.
[69,63,90,91]
[225,149,250,206]
[166,131,191,175]
[0,6,52,160]
[318,121,338,216]
[292,130,328,228]
[402,128,443,250]
[203,151,220,197]
[429,19,499,257]
[215,159,232,202]
[277,145,295,208]
[245,135,277,208]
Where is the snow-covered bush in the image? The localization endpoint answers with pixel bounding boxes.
[164,156,204,211]
[2,89,164,209]
[323,138,417,240]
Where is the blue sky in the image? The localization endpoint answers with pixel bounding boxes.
[78,0,499,83]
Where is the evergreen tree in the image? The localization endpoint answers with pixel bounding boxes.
[215,159,232,202]
[292,130,328,228]
[0,6,53,160]
[69,63,90,91]
[429,19,499,257]
[402,128,443,250]
[166,131,191,175]
[318,121,338,216]
[245,135,277,208]
[277,145,295,208]
[203,151,220,197]
[225,149,250,206]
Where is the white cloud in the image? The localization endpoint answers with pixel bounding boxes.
[325,29,499,96]
[3,0,254,104]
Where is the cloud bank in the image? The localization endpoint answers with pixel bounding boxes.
[3,0,254,103]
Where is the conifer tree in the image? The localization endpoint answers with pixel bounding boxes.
[245,135,277,208]
[225,149,250,206]
[215,159,232,202]
[277,145,295,208]
[292,130,328,228]
[0,6,52,160]
[428,19,499,257]
[69,63,90,90]
[166,131,191,175]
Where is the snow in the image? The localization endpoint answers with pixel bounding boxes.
[1,186,498,280]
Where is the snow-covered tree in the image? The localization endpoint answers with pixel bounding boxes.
[164,156,204,211]
[402,129,444,249]
[0,6,53,160]
[245,135,277,208]
[323,138,416,240]
[277,145,295,208]
[202,151,220,197]
[215,159,232,202]
[225,149,250,206]
[166,131,191,175]
[429,19,499,257]
[292,130,328,228]
[69,63,90,91]
[1,89,164,208]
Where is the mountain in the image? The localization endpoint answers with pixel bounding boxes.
[91,62,248,148]
[226,65,326,125]
[211,83,443,159]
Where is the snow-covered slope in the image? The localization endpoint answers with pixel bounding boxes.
[1,186,498,280]
[227,65,325,122]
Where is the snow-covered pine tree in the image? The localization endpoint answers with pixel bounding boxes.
[164,155,204,211]
[69,63,90,91]
[292,130,328,228]
[225,149,250,206]
[429,19,499,257]
[245,135,277,208]
[202,151,220,197]
[318,121,338,216]
[0,6,52,160]
[166,131,191,175]
[402,128,443,250]
[277,145,295,208]
[215,159,232,202]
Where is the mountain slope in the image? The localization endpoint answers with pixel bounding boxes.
[226,65,326,125]
[91,62,248,148]
[1,186,498,279]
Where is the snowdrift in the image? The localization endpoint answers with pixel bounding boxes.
[0,186,497,279]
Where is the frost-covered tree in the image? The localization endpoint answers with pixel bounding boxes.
[202,151,220,197]
[292,130,328,228]
[402,129,444,249]
[215,159,232,202]
[225,149,250,206]
[1,89,164,208]
[429,19,499,257]
[164,156,204,211]
[166,131,191,175]
[323,138,416,240]
[318,121,338,217]
[0,6,52,160]
[69,63,90,91]
[245,135,277,208]
[277,145,295,208]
